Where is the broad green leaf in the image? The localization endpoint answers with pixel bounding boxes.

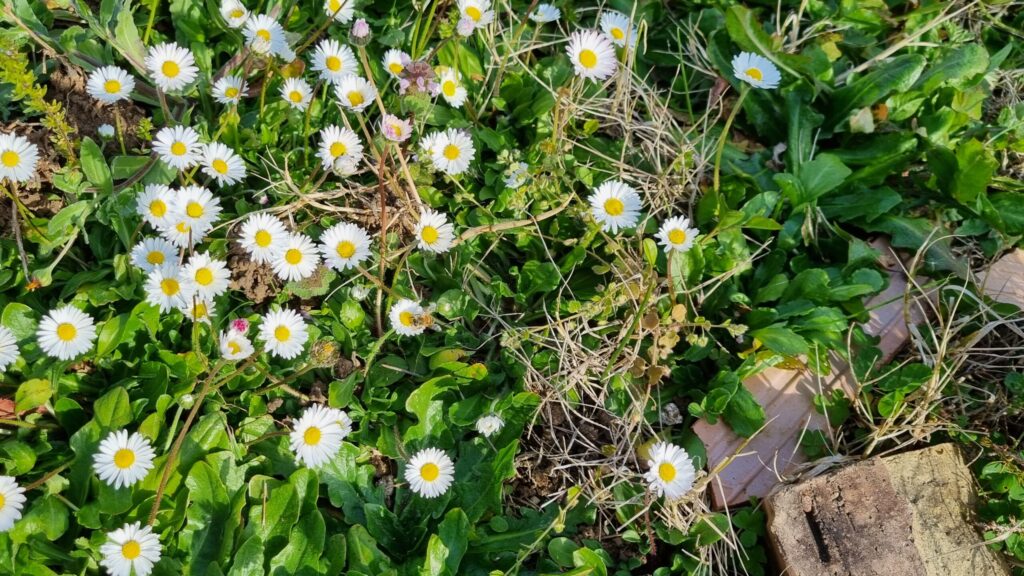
[828,55,926,129]
[2,303,38,340]
[990,193,1024,234]
[797,154,851,201]
[80,137,112,195]
[15,379,51,412]
[914,44,989,93]
[861,215,967,277]
[227,535,265,576]
[423,508,470,576]
[93,387,132,429]
[751,325,809,356]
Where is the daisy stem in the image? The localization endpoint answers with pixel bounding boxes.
[143,0,159,45]
[711,85,749,213]
[251,363,315,396]
[24,462,72,491]
[113,107,127,155]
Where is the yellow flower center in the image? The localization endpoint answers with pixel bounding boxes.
[330,142,347,157]
[275,325,290,341]
[336,241,356,258]
[121,540,141,560]
[186,202,204,218]
[399,311,416,326]
[114,448,136,469]
[579,49,598,69]
[443,80,457,97]
[443,144,460,160]
[329,0,342,11]
[193,302,208,318]
[658,462,677,482]
[147,251,165,265]
[465,6,482,21]
[229,8,243,18]
[255,230,272,247]
[2,151,20,167]
[289,90,303,103]
[225,86,240,98]
[421,225,438,244]
[613,28,626,41]
[162,60,180,78]
[56,322,77,342]
[176,221,190,233]
[161,278,180,295]
[285,248,303,265]
[212,159,229,174]
[603,197,624,216]
[228,341,242,354]
[0,494,4,509]
[325,55,342,72]
[668,228,686,244]
[304,426,321,445]
[420,462,440,481]
[256,29,271,42]
[347,91,364,106]
[170,141,187,156]
[746,67,763,81]
[104,79,122,94]
[195,268,214,286]
[150,199,167,218]
[388,62,403,75]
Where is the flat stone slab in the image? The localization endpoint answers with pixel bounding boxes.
[765,444,1009,576]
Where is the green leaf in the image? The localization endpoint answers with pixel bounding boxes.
[516,261,560,299]
[724,6,798,80]
[80,137,112,195]
[914,44,989,93]
[3,302,38,340]
[422,508,470,576]
[751,325,809,356]
[547,537,579,567]
[93,387,132,429]
[797,154,851,202]
[990,193,1024,234]
[15,379,51,412]
[227,535,265,576]
[828,55,926,129]
[861,215,966,277]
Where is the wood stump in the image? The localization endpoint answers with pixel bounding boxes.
[765,444,1009,576]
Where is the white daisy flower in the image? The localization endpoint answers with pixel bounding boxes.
[86,66,136,104]
[317,125,363,172]
[173,185,222,233]
[566,30,617,81]
[258,309,308,359]
[530,3,560,23]
[135,184,173,229]
[311,39,357,84]
[323,0,355,23]
[419,131,444,159]
[92,429,156,489]
[382,49,409,78]
[152,125,202,170]
[36,306,96,361]
[0,476,26,532]
[389,299,427,336]
[335,75,376,112]
[130,237,179,273]
[219,329,254,361]
[437,67,467,108]
[219,0,249,27]
[732,52,781,89]
[319,221,372,271]
[181,253,231,300]
[600,11,637,48]
[476,414,504,437]
[588,180,642,233]
[159,216,208,249]
[504,161,529,189]
[643,441,696,500]
[430,129,474,175]
[0,133,39,183]
[244,14,295,60]
[0,327,19,373]
[145,42,198,92]
[280,77,313,110]
[201,142,246,186]
[178,298,216,324]
[380,114,412,142]
[289,404,350,469]
[212,75,248,104]
[458,0,494,26]
[99,522,162,576]
[144,264,187,313]
[405,447,455,498]
[271,233,321,282]
[656,215,699,254]
[414,208,455,253]
[238,212,287,264]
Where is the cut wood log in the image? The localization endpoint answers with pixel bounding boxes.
[765,444,1010,576]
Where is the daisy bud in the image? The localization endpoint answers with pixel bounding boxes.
[350,18,371,45]
[230,318,250,333]
[180,394,195,409]
[98,124,116,139]
[310,340,340,368]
